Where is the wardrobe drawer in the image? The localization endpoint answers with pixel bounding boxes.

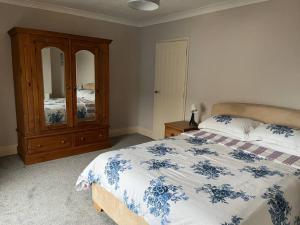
[28,135,72,154]
[75,129,107,146]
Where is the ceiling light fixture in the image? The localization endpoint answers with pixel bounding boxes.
[128,0,160,11]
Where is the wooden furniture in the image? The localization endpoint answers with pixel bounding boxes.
[93,185,148,225]
[91,103,300,225]
[8,27,112,164]
[164,121,198,138]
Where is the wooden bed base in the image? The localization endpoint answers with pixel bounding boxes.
[92,185,270,225]
[92,184,148,225]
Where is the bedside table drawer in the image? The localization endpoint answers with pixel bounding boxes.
[165,127,181,138]
[164,121,198,139]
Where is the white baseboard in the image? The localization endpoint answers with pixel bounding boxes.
[109,127,139,137]
[110,126,153,139]
[0,127,153,157]
[0,145,17,157]
[135,127,153,139]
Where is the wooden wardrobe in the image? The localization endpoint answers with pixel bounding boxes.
[8,27,112,164]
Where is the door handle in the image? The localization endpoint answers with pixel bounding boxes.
[154,90,160,94]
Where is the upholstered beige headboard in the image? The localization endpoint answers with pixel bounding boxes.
[82,83,95,90]
[211,103,300,129]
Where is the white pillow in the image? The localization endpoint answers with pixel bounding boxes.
[248,123,300,150]
[198,115,261,141]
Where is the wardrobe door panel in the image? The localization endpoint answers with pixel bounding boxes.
[75,50,96,122]
[71,41,102,127]
[32,35,73,131]
[100,43,110,127]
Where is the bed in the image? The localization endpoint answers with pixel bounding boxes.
[76,103,300,225]
[44,89,96,124]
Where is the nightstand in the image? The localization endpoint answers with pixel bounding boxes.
[164,121,199,138]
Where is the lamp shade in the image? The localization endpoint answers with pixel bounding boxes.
[128,0,160,11]
[190,104,197,112]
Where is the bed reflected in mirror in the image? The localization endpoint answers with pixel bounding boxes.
[41,47,67,125]
[75,50,96,122]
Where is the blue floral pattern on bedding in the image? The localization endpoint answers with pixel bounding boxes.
[213,115,233,125]
[221,216,243,225]
[76,131,300,225]
[123,190,141,215]
[147,144,177,156]
[186,147,219,156]
[185,137,209,145]
[47,111,64,124]
[191,160,233,180]
[104,154,132,190]
[195,184,255,204]
[229,149,262,163]
[44,90,95,124]
[87,170,101,185]
[262,185,291,225]
[141,159,180,171]
[143,176,188,225]
[240,166,284,178]
[77,107,87,119]
[266,124,295,138]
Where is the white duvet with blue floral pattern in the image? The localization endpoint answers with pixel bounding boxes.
[76,133,300,225]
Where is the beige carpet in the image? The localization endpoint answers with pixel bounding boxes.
[0,134,152,225]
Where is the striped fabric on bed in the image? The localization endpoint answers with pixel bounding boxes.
[186,130,300,168]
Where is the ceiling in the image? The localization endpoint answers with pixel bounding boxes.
[1,0,269,26]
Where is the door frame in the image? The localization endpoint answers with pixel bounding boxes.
[152,37,190,139]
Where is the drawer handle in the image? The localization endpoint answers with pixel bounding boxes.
[171,133,175,136]
[61,140,65,144]
[99,133,103,137]
[80,137,86,141]
[37,144,42,148]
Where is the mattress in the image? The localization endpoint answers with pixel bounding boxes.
[76,130,300,225]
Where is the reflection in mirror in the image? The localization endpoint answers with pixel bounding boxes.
[76,50,96,121]
[42,47,66,125]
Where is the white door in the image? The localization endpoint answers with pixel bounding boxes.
[153,40,189,140]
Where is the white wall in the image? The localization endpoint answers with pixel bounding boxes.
[41,48,52,97]
[0,0,299,149]
[50,47,65,98]
[137,0,300,132]
[76,50,95,88]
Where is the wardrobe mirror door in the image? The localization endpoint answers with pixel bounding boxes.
[41,47,67,125]
[75,50,96,121]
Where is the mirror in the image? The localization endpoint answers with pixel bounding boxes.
[42,47,66,125]
[75,50,96,121]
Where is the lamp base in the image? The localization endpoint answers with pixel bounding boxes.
[189,113,198,127]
